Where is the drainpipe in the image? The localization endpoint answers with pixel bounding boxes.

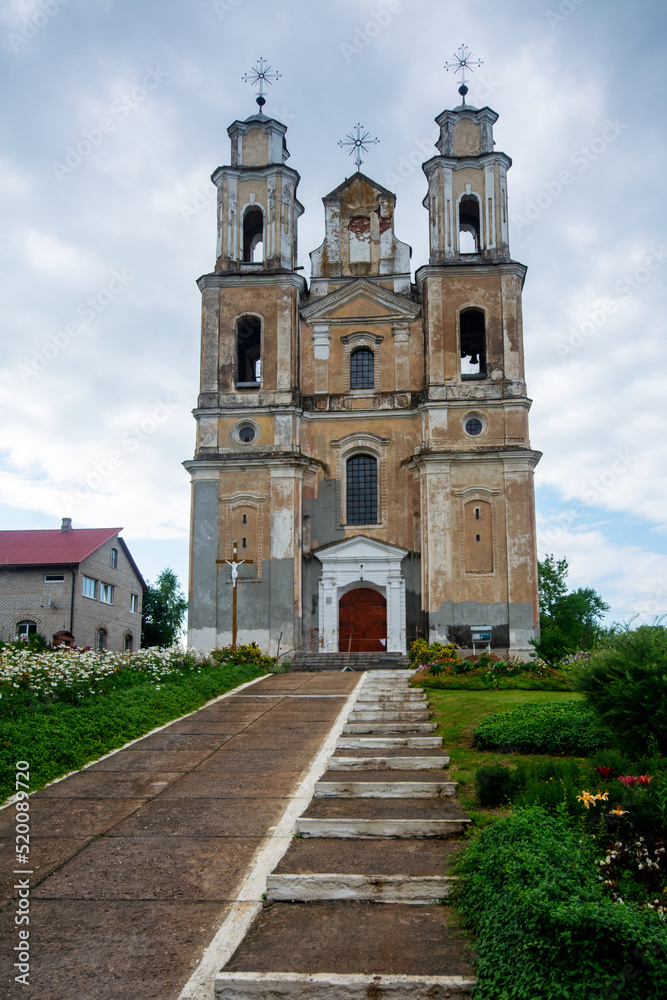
[69,567,76,638]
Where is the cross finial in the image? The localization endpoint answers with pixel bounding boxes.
[242,57,281,111]
[338,124,380,171]
[444,44,483,104]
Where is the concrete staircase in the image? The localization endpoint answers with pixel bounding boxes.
[290,652,410,671]
[215,670,476,999]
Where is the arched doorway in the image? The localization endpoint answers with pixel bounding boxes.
[339,588,387,652]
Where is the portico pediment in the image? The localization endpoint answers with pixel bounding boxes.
[301,279,420,326]
[314,535,408,564]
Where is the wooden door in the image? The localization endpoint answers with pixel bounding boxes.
[338,588,387,652]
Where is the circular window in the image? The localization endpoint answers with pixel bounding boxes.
[238,425,256,443]
[464,417,483,436]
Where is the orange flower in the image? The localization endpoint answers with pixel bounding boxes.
[609,805,628,817]
[577,790,595,809]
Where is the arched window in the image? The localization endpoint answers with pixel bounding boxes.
[236,316,261,386]
[460,308,486,377]
[110,547,118,568]
[350,347,374,389]
[459,195,481,253]
[243,207,264,263]
[96,628,107,653]
[16,620,36,639]
[124,633,133,653]
[346,454,377,525]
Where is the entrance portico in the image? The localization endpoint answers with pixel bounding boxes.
[314,536,408,653]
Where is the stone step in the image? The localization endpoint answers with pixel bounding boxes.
[215,972,475,1000]
[327,756,450,770]
[274,836,464,878]
[350,701,427,711]
[296,817,470,837]
[218,903,474,983]
[356,693,426,702]
[348,711,432,722]
[314,780,458,798]
[265,872,459,902]
[337,736,443,749]
[343,722,437,734]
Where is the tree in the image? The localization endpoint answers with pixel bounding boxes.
[141,568,188,648]
[533,554,609,663]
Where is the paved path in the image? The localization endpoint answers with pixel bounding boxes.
[1,672,359,1000]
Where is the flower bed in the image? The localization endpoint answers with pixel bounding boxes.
[408,640,569,691]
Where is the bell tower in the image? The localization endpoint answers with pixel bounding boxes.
[184,72,307,651]
[412,66,541,654]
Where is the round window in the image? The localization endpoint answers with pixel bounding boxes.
[464,417,483,436]
[238,425,256,443]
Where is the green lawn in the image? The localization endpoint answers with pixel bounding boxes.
[425,688,584,824]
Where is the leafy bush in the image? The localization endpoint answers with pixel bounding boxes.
[475,764,515,807]
[569,623,667,756]
[472,699,610,755]
[454,807,667,999]
[408,638,459,669]
[211,642,277,670]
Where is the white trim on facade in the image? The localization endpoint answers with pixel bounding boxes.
[314,536,408,654]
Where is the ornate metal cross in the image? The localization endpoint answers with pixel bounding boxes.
[338,124,380,171]
[444,44,484,102]
[242,57,281,110]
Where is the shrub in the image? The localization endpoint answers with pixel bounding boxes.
[570,624,667,756]
[211,642,277,670]
[475,764,515,807]
[454,807,667,999]
[472,699,610,755]
[408,638,459,669]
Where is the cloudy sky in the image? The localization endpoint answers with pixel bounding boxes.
[1,0,666,625]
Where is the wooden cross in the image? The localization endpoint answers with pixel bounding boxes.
[216,541,254,649]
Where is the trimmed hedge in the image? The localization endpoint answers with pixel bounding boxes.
[472,699,610,755]
[455,807,667,999]
[412,672,569,691]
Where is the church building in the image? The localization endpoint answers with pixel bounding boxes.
[184,84,541,658]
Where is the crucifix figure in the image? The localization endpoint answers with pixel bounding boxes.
[216,541,254,649]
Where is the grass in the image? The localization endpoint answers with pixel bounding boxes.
[424,688,585,824]
[0,660,265,802]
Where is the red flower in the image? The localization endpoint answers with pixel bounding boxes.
[636,775,653,786]
[596,766,615,779]
[618,776,637,787]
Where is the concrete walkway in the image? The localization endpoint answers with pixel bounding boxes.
[1,672,358,1000]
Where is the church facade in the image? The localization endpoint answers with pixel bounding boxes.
[184,95,541,657]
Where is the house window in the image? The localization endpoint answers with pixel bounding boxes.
[350,347,374,389]
[110,547,118,568]
[96,628,107,652]
[130,593,138,613]
[16,621,37,638]
[99,583,114,605]
[346,454,378,525]
[236,316,262,386]
[460,309,486,377]
[44,574,65,583]
[82,576,97,599]
[242,207,264,263]
[124,633,133,652]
